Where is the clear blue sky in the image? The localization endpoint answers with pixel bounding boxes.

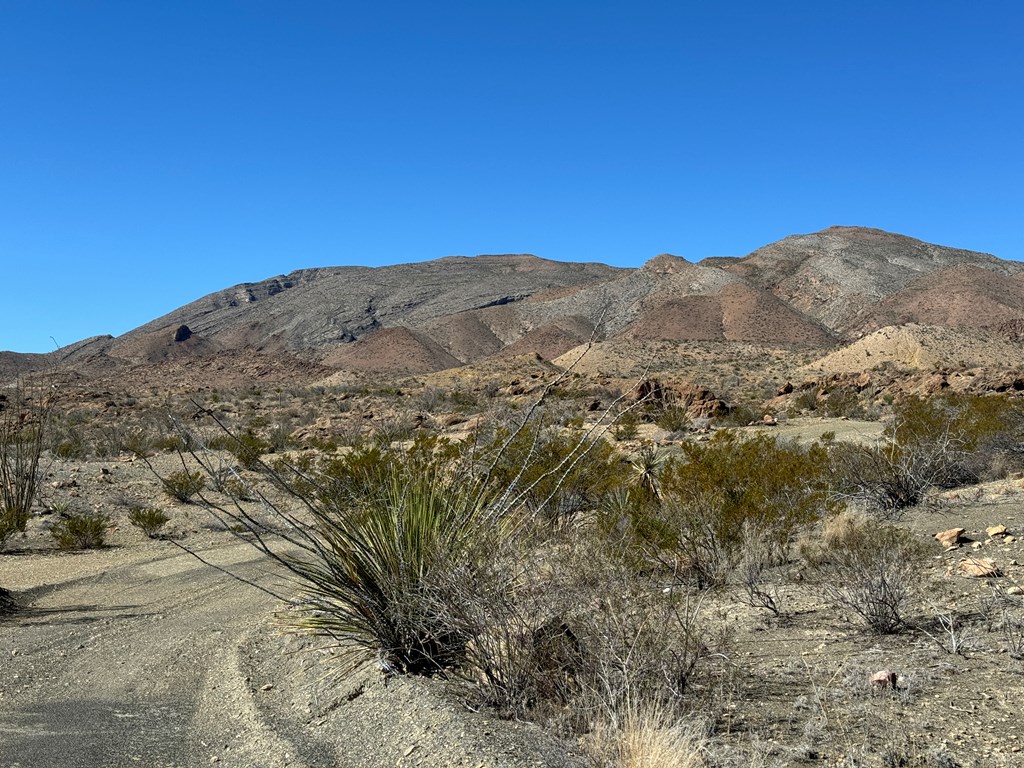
[2,1,1022,352]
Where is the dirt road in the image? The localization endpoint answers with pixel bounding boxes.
[0,538,290,767]
[0,535,584,768]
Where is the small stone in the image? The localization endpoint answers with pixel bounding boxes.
[972,541,984,550]
[960,557,1001,578]
[260,683,274,691]
[870,670,898,689]
[761,414,777,426]
[987,525,1009,539]
[935,528,965,548]
[1006,536,1017,544]
[1007,586,1023,596]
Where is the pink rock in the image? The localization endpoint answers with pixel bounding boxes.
[870,670,898,689]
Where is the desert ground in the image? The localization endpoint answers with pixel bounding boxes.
[4,352,1024,768]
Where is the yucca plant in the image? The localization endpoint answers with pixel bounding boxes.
[284,467,490,674]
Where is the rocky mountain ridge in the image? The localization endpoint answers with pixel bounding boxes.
[9,226,1024,382]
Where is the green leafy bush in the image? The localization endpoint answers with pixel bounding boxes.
[657,432,833,586]
[482,424,627,523]
[830,393,1024,514]
[162,470,206,502]
[127,506,170,538]
[51,512,109,550]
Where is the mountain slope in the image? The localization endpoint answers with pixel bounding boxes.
[16,226,1024,384]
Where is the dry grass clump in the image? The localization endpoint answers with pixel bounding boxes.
[586,701,708,768]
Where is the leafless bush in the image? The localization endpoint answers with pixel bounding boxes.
[810,516,927,633]
[1,376,52,548]
[738,520,782,616]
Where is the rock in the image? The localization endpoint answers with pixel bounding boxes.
[1006,586,1023,596]
[935,528,966,549]
[971,541,984,551]
[777,382,794,396]
[173,324,192,342]
[762,414,778,426]
[987,525,1009,539]
[959,558,1001,578]
[870,670,898,689]
[1006,535,1017,544]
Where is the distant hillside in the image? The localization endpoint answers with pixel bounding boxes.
[10,226,1024,383]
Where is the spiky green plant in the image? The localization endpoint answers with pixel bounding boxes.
[284,466,492,674]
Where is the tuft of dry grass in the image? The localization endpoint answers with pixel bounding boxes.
[586,701,707,768]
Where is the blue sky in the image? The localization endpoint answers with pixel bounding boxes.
[2,1,1022,352]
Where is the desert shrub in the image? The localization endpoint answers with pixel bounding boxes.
[466,534,727,728]
[373,417,414,445]
[482,423,627,524]
[1,377,51,548]
[152,432,190,453]
[654,405,690,433]
[127,506,170,538]
[738,519,782,616]
[613,410,640,441]
[51,511,109,550]
[657,432,833,587]
[207,427,270,470]
[162,469,206,502]
[830,393,1024,514]
[792,386,865,419]
[810,516,927,633]
[713,402,753,427]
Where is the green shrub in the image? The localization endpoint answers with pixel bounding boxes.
[207,428,270,470]
[657,432,833,587]
[654,405,690,433]
[162,470,206,502]
[51,512,109,550]
[127,506,170,538]
[482,424,627,523]
[830,393,1024,514]
[287,466,491,674]
[613,410,640,441]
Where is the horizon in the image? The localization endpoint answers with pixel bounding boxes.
[3,3,1023,353]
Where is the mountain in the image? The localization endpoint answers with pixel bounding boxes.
[21,226,1024,383]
